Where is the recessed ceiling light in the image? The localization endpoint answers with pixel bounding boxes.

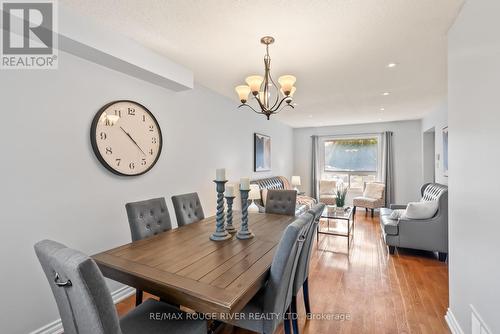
[308,114,313,118]
[386,62,397,68]
[380,107,385,111]
[382,92,390,96]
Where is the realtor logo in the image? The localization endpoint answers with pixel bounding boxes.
[1,0,58,69]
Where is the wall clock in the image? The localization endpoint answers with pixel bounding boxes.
[90,100,162,176]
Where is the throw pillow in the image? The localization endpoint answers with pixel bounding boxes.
[389,209,406,220]
[404,200,439,219]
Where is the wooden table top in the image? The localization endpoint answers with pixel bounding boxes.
[93,212,295,314]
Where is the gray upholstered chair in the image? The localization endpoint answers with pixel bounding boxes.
[125,197,172,305]
[228,213,314,334]
[290,203,325,334]
[171,192,205,227]
[34,240,207,334]
[380,183,448,261]
[265,189,297,216]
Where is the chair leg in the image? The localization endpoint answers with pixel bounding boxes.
[303,278,311,317]
[438,252,448,262]
[353,206,356,215]
[291,296,299,334]
[388,245,396,255]
[284,307,292,334]
[371,208,374,217]
[135,289,143,306]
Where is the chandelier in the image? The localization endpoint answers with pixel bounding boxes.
[234,36,296,120]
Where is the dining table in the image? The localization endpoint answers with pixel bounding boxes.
[92,212,295,315]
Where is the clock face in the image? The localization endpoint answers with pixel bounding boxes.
[90,100,162,176]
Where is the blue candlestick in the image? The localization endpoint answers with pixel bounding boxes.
[225,196,237,233]
[210,180,231,241]
[237,188,254,240]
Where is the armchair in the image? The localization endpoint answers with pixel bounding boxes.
[319,180,336,205]
[380,183,448,261]
[353,182,386,217]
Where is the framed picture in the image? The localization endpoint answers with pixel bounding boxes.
[443,127,448,177]
[254,133,271,172]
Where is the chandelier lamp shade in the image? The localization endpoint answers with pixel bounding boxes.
[234,36,296,120]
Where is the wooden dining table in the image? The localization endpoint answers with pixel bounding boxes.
[92,212,295,315]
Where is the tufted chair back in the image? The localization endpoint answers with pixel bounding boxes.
[125,198,172,241]
[421,183,448,220]
[265,189,297,216]
[34,240,122,334]
[262,213,312,334]
[293,203,325,295]
[171,192,205,227]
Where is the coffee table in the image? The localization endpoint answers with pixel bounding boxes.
[318,206,354,251]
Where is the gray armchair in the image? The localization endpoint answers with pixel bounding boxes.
[380,183,448,261]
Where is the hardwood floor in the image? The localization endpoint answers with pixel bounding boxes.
[116,211,449,334]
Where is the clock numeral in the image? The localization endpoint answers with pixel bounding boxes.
[115,158,121,166]
[128,108,136,116]
[149,125,154,132]
[142,115,146,122]
[105,147,113,155]
[141,158,147,166]
[100,132,107,140]
[104,118,112,126]
[152,137,157,144]
[114,110,121,117]
[149,149,154,156]
[129,162,135,170]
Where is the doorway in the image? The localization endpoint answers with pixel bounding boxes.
[423,128,436,183]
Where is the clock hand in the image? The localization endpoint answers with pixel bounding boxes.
[120,126,146,156]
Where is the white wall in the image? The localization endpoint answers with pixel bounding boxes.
[421,101,448,185]
[447,0,500,333]
[0,51,293,334]
[293,120,423,205]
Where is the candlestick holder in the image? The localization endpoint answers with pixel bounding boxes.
[224,196,237,233]
[237,189,254,240]
[210,180,231,241]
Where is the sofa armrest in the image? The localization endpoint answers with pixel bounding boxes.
[390,204,407,209]
[256,203,265,213]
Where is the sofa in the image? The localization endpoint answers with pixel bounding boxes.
[251,176,316,216]
[380,183,448,261]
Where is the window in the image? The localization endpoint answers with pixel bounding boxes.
[322,136,380,190]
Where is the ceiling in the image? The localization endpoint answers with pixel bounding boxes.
[60,0,464,128]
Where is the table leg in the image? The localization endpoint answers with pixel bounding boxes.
[347,217,350,250]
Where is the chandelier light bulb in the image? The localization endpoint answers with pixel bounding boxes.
[278,75,296,95]
[235,85,251,103]
[245,75,264,94]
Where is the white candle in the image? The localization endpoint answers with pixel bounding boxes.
[225,184,235,197]
[240,177,250,190]
[215,168,226,181]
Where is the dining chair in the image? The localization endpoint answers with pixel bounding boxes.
[171,192,205,227]
[229,213,314,334]
[290,203,325,334]
[34,240,207,334]
[265,189,297,216]
[125,197,172,305]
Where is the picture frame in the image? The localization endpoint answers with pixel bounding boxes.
[254,133,271,172]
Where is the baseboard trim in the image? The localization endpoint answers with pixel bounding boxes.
[29,286,135,334]
[445,308,464,334]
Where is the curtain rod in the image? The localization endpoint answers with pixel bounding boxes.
[311,131,391,138]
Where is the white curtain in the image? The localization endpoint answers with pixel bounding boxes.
[381,131,394,205]
[311,136,320,201]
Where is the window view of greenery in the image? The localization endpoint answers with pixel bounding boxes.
[323,138,378,190]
